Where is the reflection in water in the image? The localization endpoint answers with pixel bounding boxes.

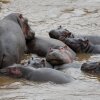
[0,76,15,86]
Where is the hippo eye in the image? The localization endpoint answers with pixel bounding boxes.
[49,48,53,52]
[59,47,64,50]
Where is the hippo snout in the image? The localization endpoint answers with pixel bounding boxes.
[81,63,90,71]
[81,62,100,74]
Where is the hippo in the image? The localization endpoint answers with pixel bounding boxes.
[26,36,75,57]
[24,56,53,68]
[49,26,100,45]
[61,37,100,54]
[0,13,35,68]
[24,46,76,69]
[49,26,74,39]
[81,62,100,75]
[0,64,73,84]
[46,46,76,66]
[24,56,77,70]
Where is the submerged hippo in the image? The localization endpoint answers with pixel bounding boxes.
[24,56,52,68]
[49,26,100,44]
[62,37,100,54]
[23,55,71,70]
[81,62,100,74]
[26,36,75,57]
[0,64,73,84]
[24,46,76,69]
[0,13,35,68]
[46,46,76,66]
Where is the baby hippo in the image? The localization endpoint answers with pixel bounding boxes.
[46,46,76,66]
[0,64,73,84]
[24,56,52,68]
[49,26,74,39]
[49,26,100,45]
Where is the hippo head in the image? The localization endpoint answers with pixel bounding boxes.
[49,26,74,40]
[46,46,74,66]
[0,64,24,78]
[81,62,100,74]
[17,14,35,41]
[24,57,46,68]
[64,37,90,53]
[7,13,35,41]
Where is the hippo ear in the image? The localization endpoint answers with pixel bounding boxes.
[41,59,45,63]
[41,59,45,67]
[19,14,23,19]
[81,39,89,47]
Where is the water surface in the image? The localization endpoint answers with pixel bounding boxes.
[0,0,100,100]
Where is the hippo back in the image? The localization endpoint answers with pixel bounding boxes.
[0,17,26,68]
[27,36,75,57]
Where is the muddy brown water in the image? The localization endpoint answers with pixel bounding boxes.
[0,0,100,100]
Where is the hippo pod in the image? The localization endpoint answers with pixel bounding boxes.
[24,56,77,70]
[81,62,100,75]
[0,64,73,84]
[26,35,75,57]
[49,26,100,45]
[46,46,76,66]
[24,45,76,69]
[62,37,100,54]
[0,13,35,68]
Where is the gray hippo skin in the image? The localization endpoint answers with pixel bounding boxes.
[24,46,76,69]
[62,37,100,54]
[26,36,75,57]
[24,55,77,70]
[81,62,100,75]
[49,26,100,45]
[46,46,76,66]
[0,13,35,68]
[0,64,73,84]
[24,56,53,68]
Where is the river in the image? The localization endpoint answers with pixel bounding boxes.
[0,0,100,100]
